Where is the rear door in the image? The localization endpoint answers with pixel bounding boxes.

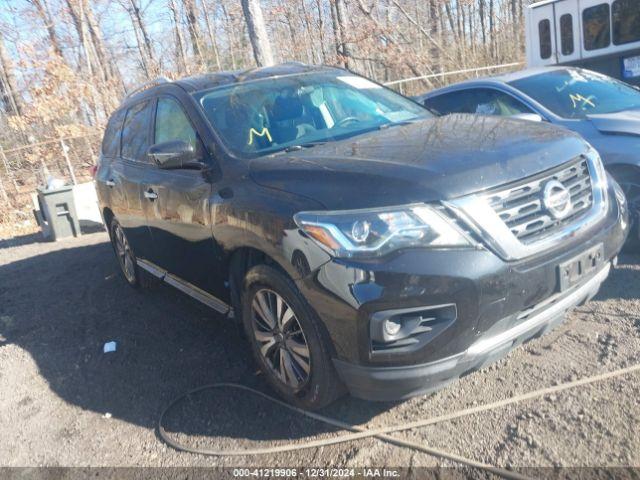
[554,1,581,63]
[143,95,224,299]
[110,100,156,261]
[96,108,125,221]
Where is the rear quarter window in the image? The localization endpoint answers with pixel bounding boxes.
[612,0,640,45]
[560,14,575,55]
[101,109,125,158]
[583,3,611,50]
[538,19,552,59]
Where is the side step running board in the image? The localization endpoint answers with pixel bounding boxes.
[137,258,233,317]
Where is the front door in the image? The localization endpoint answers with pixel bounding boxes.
[143,95,225,301]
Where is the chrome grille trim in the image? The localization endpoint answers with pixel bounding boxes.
[488,158,593,243]
[446,150,609,261]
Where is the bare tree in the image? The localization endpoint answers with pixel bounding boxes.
[0,31,22,116]
[85,1,120,83]
[201,0,222,70]
[184,0,204,58]
[330,0,351,68]
[29,0,64,58]
[241,0,274,67]
[168,0,188,72]
[123,0,157,76]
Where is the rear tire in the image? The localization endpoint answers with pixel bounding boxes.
[109,219,141,288]
[241,264,345,410]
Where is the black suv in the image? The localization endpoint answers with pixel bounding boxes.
[96,63,628,409]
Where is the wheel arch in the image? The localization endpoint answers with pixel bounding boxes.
[102,207,115,229]
[606,163,640,181]
[227,246,291,320]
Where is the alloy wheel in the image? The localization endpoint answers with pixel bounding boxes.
[251,288,311,390]
[113,223,136,283]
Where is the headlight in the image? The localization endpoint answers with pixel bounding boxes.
[294,204,473,258]
[585,146,608,189]
[612,177,626,208]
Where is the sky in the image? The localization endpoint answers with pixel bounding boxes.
[0,0,184,88]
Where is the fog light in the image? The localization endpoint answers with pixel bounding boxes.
[384,318,402,337]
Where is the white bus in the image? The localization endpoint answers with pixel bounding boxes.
[525,0,640,85]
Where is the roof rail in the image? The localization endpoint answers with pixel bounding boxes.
[124,76,171,100]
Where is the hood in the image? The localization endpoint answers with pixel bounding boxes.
[587,109,640,136]
[249,114,589,210]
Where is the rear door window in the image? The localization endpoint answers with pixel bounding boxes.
[424,89,533,116]
[465,89,535,116]
[538,19,552,59]
[560,14,575,55]
[121,100,154,162]
[612,0,640,45]
[583,3,611,50]
[101,109,125,158]
[423,91,473,114]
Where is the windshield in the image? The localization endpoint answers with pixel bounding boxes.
[510,69,640,119]
[194,72,431,157]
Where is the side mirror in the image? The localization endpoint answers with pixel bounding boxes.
[510,113,544,122]
[148,140,198,169]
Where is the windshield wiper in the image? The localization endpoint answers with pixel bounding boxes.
[282,141,327,153]
[378,119,418,130]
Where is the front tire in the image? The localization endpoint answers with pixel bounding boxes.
[241,264,345,410]
[610,168,640,250]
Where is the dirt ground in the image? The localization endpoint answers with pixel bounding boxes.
[1,231,639,474]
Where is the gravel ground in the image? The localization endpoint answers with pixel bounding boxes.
[0,231,639,472]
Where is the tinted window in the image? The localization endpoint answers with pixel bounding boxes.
[510,69,640,118]
[583,4,611,50]
[539,19,552,59]
[121,101,153,162]
[195,73,431,158]
[101,109,125,157]
[422,91,470,114]
[424,89,533,116]
[154,98,198,149]
[560,14,575,55]
[612,0,640,45]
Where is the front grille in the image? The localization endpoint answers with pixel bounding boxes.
[486,157,593,244]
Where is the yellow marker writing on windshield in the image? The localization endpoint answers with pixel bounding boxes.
[248,127,272,145]
[569,93,595,109]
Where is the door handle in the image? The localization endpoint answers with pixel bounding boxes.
[105,179,115,188]
[144,189,158,200]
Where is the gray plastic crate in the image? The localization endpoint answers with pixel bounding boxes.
[37,185,81,241]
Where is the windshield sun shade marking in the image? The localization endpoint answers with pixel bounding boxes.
[248,127,272,145]
[569,93,596,109]
[336,76,382,90]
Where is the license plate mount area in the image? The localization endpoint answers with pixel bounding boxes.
[558,243,604,292]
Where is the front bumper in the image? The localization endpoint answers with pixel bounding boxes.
[332,262,610,401]
[295,180,627,401]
